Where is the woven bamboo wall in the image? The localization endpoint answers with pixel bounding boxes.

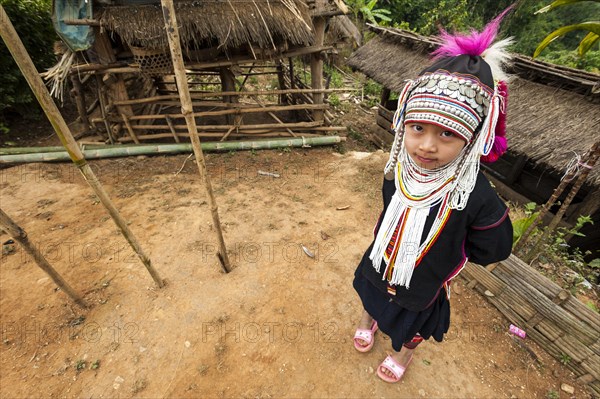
[462,254,600,396]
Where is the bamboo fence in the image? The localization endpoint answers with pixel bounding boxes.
[462,255,600,395]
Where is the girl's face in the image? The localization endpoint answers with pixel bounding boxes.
[403,122,467,170]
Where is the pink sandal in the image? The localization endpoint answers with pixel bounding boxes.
[353,320,378,352]
[377,354,413,383]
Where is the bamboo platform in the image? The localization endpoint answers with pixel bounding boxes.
[462,254,600,395]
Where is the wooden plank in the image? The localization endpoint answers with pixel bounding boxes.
[186,45,333,70]
[561,297,600,332]
[377,105,394,121]
[310,17,326,122]
[590,339,600,357]
[129,121,323,131]
[376,114,394,134]
[116,131,323,142]
[497,255,562,298]
[370,127,394,147]
[464,263,507,296]
[113,88,346,106]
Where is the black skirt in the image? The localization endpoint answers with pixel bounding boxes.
[353,262,450,352]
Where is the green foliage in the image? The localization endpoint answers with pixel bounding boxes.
[0,0,56,117]
[546,389,560,399]
[324,64,344,88]
[538,49,600,72]
[586,300,599,313]
[512,203,540,246]
[559,352,572,365]
[327,93,341,107]
[346,0,392,25]
[548,215,596,284]
[534,0,600,58]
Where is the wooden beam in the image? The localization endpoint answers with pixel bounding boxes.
[310,17,326,122]
[63,19,100,26]
[186,45,332,70]
[160,0,231,273]
[113,88,348,106]
[0,208,87,307]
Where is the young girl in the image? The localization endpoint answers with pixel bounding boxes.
[352,11,514,383]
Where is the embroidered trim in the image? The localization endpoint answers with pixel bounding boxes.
[471,207,509,230]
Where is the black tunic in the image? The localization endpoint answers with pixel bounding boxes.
[353,171,512,350]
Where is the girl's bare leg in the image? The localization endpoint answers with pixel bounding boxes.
[355,309,374,346]
[379,347,415,379]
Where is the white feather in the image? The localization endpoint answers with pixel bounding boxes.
[482,37,514,82]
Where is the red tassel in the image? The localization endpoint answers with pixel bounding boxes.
[481,80,508,164]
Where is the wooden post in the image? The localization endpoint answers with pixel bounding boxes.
[288,58,296,105]
[514,155,581,254]
[505,154,527,185]
[0,6,165,288]
[92,28,134,131]
[276,61,288,104]
[522,141,600,262]
[566,186,600,224]
[219,67,240,126]
[95,75,116,144]
[380,87,391,107]
[160,0,232,273]
[0,209,87,308]
[310,16,326,122]
[70,74,90,128]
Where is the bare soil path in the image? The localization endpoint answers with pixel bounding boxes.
[0,148,590,398]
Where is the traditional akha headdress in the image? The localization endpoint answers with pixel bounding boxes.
[369,10,513,288]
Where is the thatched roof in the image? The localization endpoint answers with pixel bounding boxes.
[305,0,349,17]
[347,26,600,185]
[97,0,314,52]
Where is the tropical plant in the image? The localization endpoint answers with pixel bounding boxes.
[533,0,600,57]
[346,0,392,25]
[512,203,540,246]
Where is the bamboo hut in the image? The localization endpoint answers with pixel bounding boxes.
[347,25,600,256]
[48,0,350,144]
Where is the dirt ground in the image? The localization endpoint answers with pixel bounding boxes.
[0,145,592,398]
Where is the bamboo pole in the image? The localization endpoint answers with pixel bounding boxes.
[161,0,231,273]
[0,209,87,308]
[113,88,348,106]
[0,5,165,288]
[95,75,116,144]
[310,16,326,122]
[126,121,323,131]
[121,113,141,144]
[522,141,600,262]
[165,116,181,143]
[103,104,328,123]
[514,142,598,254]
[116,132,322,142]
[185,45,332,70]
[70,74,90,128]
[0,136,346,163]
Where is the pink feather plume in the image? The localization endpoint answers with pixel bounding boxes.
[432,6,514,59]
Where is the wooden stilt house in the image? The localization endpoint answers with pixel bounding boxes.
[49,0,350,144]
[347,25,600,256]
